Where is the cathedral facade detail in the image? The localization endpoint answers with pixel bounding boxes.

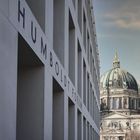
[100,52,140,140]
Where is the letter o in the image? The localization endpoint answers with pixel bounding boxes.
[55,62,59,76]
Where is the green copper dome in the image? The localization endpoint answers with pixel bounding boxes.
[100,51,138,92]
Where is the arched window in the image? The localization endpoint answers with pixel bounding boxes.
[118,136,123,140]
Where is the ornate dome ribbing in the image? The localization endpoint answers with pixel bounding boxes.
[100,51,138,92]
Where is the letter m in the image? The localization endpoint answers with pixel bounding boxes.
[41,37,47,60]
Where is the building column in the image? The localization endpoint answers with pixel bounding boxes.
[110,97,113,109]
[44,70,53,140]
[116,98,119,109]
[122,97,124,109]
[134,99,137,109]
[0,13,17,140]
[64,94,68,140]
[127,97,129,109]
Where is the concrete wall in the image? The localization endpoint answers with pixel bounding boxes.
[0,0,100,140]
[0,12,17,140]
[0,0,9,17]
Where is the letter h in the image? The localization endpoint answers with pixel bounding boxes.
[18,0,25,29]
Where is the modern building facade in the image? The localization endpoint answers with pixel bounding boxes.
[100,52,140,140]
[0,0,100,140]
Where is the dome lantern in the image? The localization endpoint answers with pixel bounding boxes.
[113,50,120,68]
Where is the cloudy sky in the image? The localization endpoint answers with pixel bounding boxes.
[94,0,140,83]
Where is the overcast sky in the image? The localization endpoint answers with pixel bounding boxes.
[94,0,140,83]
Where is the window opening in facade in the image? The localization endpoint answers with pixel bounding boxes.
[52,79,64,140]
[17,35,44,140]
[53,0,65,66]
[69,11,76,85]
[25,0,45,31]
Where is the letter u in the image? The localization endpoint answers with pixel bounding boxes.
[31,21,37,43]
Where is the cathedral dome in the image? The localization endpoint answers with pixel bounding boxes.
[100,51,138,92]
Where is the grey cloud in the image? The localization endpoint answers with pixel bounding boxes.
[96,0,140,30]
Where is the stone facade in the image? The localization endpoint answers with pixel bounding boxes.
[0,0,100,140]
[100,113,140,140]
